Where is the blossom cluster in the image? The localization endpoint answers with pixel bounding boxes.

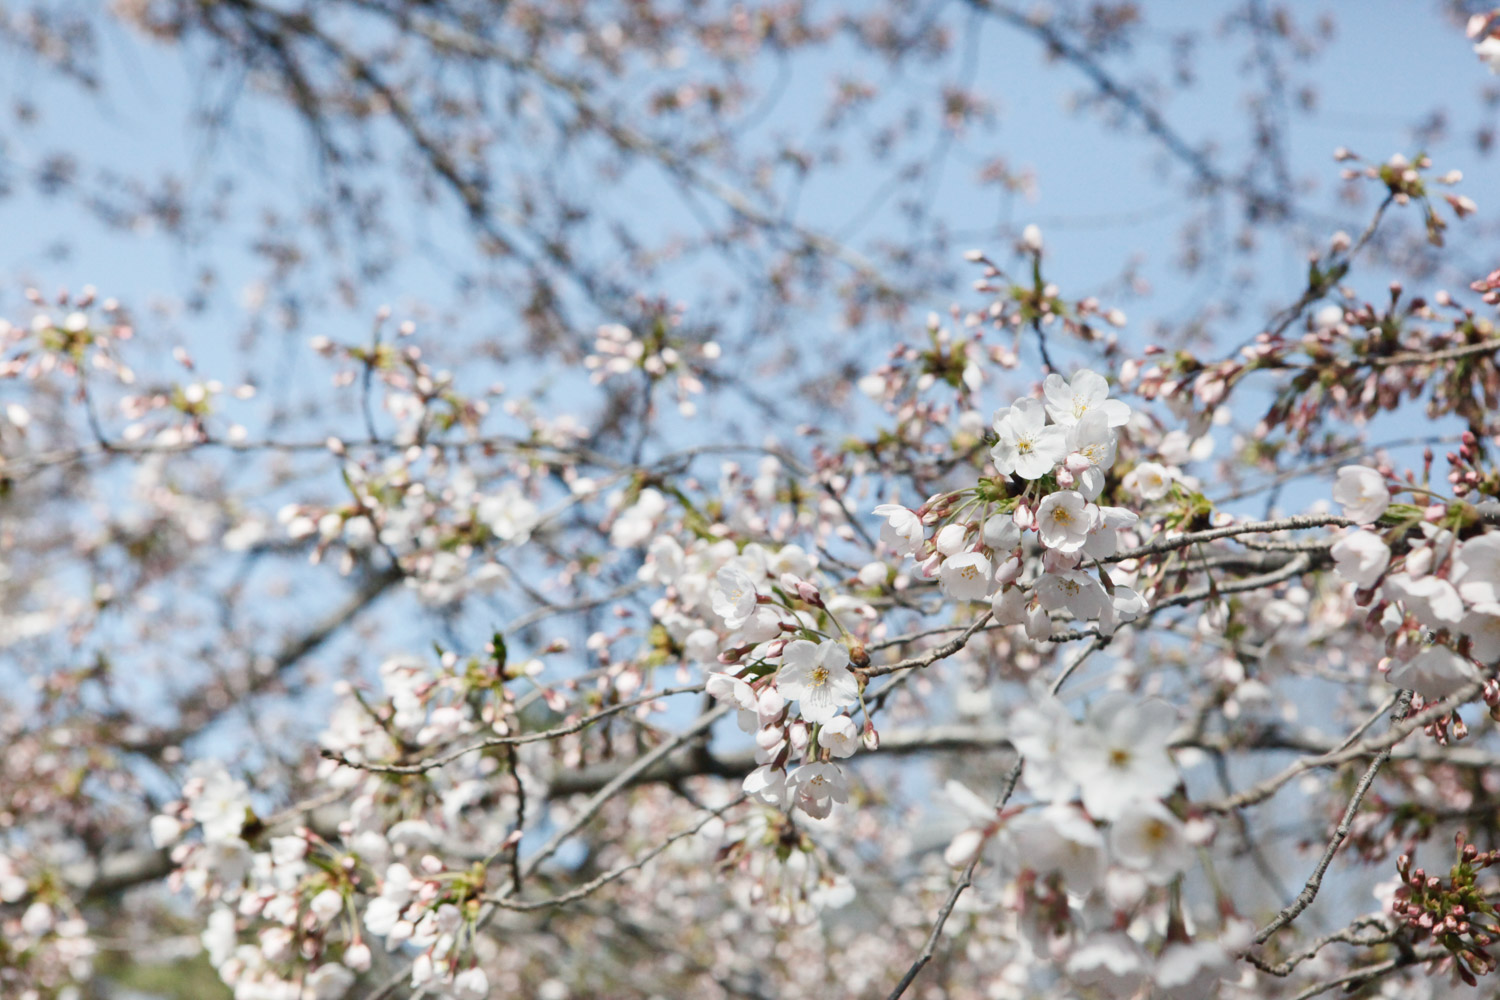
[151,649,532,999]
[874,370,1150,640]
[1330,464,1500,704]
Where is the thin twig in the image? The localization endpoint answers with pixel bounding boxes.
[1253,690,1413,944]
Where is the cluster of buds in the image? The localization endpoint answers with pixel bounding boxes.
[1482,677,1500,723]
[1336,149,1473,245]
[1412,695,1470,746]
[1471,268,1500,306]
[1391,834,1500,985]
[1446,431,1494,498]
[583,314,718,417]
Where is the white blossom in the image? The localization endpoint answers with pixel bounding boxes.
[1123,461,1172,500]
[778,640,860,724]
[1006,803,1106,895]
[817,715,860,758]
[1035,491,1093,553]
[1035,570,1109,621]
[1456,534,1500,604]
[939,551,992,601]
[788,762,849,818]
[1066,695,1178,820]
[872,504,924,555]
[1460,603,1500,663]
[1385,645,1480,699]
[711,564,759,629]
[1332,466,1389,525]
[1066,410,1118,499]
[1067,933,1149,999]
[1331,530,1391,588]
[1043,369,1131,427]
[1110,799,1191,884]
[1478,34,1500,72]
[991,398,1068,480]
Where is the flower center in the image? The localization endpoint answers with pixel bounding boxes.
[811,666,829,687]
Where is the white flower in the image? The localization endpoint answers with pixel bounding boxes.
[259,925,295,963]
[1025,602,1053,640]
[609,488,668,548]
[188,763,251,846]
[743,764,789,807]
[778,640,860,724]
[363,896,405,938]
[1008,698,1079,801]
[734,605,785,645]
[933,523,968,556]
[817,715,860,758]
[1461,604,1500,663]
[1043,369,1131,427]
[270,835,307,867]
[306,963,356,1000]
[477,482,539,544]
[1478,35,1500,73]
[872,504,924,555]
[1098,583,1147,637]
[1111,799,1191,884]
[202,907,238,969]
[1081,505,1138,561]
[1386,645,1480,700]
[1123,461,1172,500]
[1066,694,1178,821]
[1331,530,1391,588]
[149,814,184,849]
[1006,803,1106,895]
[788,762,849,819]
[1066,410,1118,499]
[983,515,1020,550]
[1456,534,1500,604]
[1068,933,1148,998]
[992,398,1068,480]
[1035,491,1093,553]
[1155,941,1230,999]
[453,967,490,1000]
[939,551,993,601]
[711,564,759,629]
[1382,573,1464,629]
[309,888,344,924]
[1333,466,1389,524]
[1035,570,1109,620]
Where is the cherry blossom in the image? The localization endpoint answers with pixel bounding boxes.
[777,640,860,724]
[1122,461,1173,500]
[1385,645,1480,699]
[1067,695,1180,821]
[1035,491,1093,553]
[873,503,925,555]
[1110,799,1192,884]
[1331,529,1392,588]
[939,550,994,601]
[1042,369,1131,427]
[991,398,1068,480]
[1333,465,1391,524]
